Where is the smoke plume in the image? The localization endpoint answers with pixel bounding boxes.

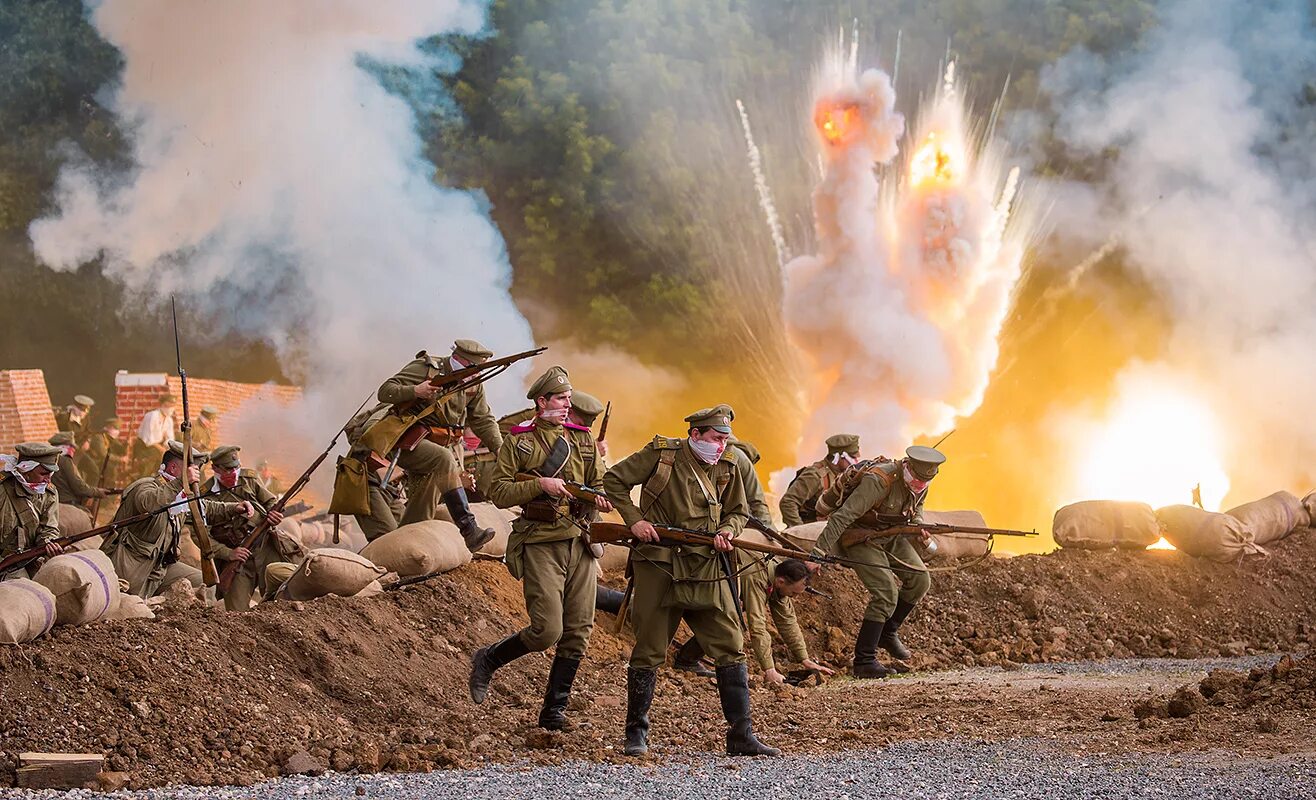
[29,0,534,455]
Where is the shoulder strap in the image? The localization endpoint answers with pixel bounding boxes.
[640,447,678,516]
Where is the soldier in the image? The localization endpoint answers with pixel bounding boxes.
[78,417,128,490]
[0,443,64,578]
[461,426,497,501]
[132,393,177,477]
[254,460,285,496]
[371,339,502,549]
[567,390,609,463]
[603,406,778,758]
[470,366,613,731]
[813,445,944,678]
[192,406,220,451]
[201,445,290,611]
[779,434,861,527]
[49,431,108,509]
[103,441,255,598]
[54,395,95,441]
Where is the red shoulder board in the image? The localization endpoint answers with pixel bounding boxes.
[565,422,591,432]
[509,421,537,434]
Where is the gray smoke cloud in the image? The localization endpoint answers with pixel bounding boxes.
[1041,0,1316,503]
[29,0,534,426]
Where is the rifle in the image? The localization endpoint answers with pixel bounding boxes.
[173,297,218,587]
[89,446,114,526]
[598,401,611,442]
[589,521,839,567]
[217,398,369,594]
[745,516,831,597]
[360,346,547,461]
[838,513,1037,548]
[514,472,608,503]
[0,493,201,577]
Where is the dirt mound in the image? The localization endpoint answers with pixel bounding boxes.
[1196,654,1316,712]
[2,529,1315,788]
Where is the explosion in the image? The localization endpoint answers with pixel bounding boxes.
[814,102,861,147]
[908,132,960,188]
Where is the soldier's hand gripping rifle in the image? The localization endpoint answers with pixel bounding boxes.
[513,473,610,504]
[359,347,547,477]
[0,493,203,577]
[217,399,369,594]
[173,297,219,586]
[589,521,841,567]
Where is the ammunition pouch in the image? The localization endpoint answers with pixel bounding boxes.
[329,455,371,516]
[522,499,559,523]
[425,426,463,447]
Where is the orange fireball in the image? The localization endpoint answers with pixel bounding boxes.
[814,102,859,147]
[909,132,958,187]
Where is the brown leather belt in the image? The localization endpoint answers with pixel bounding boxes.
[426,426,463,446]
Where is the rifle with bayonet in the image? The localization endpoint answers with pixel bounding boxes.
[217,399,369,594]
[838,513,1037,548]
[0,493,203,577]
[597,401,611,443]
[172,297,219,586]
[359,347,547,466]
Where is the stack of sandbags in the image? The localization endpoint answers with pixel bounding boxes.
[1053,500,1161,551]
[782,521,825,552]
[33,550,120,626]
[280,548,386,601]
[922,510,992,561]
[1226,491,1311,546]
[57,504,97,549]
[359,520,471,578]
[472,504,515,557]
[0,579,58,643]
[1157,504,1265,562]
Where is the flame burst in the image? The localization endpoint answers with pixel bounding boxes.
[908,132,959,187]
[814,102,860,147]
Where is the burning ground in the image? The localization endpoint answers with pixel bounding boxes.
[2,529,1314,789]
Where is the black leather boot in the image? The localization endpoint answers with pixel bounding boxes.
[673,637,714,678]
[623,667,657,756]
[879,600,916,660]
[852,618,892,679]
[444,487,494,551]
[538,656,581,730]
[716,663,780,757]
[469,633,531,704]
[595,584,625,614]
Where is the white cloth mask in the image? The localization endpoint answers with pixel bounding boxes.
[689,438,724,465]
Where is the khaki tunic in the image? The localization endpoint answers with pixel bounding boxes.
[200,472,288,611]
[739,557,811,673]
[603,438,748,669]
[191,419,214,452]
[78,432,128,489]
[0,476,60,578]
[779,461,838,527]
[53,454,99,507]
[101,474,244,598]
[727,445,772,524]
[815,460,931,622]
[375,352,503,523]
[488,419,603,658]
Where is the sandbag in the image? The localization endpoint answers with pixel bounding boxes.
[264,561,299,596]
[596,543,630,572]
[0,579,58,643]
[358,521,470,578]
[1053,500,1161,551]
[923,510,991,561]
[282,548,386,601]
[1304,491,1316,524]
[1157,504,1264,562]
[106,593,156,621]
[1226,491,1311,546]
[782,521,825,551]
[473,504,514,557]
[33,550,120,626]
[58,503,93,538]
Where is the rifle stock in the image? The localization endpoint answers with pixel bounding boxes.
[0,493,199,577]
[838,516,1037,548]
[514,472,606,503]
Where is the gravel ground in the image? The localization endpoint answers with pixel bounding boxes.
[4,739,1313,800]
[1007,655,1286,675]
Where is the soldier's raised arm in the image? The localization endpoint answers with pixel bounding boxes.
[377,356,430,405]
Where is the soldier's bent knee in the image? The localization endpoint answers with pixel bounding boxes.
[520,620,565,652]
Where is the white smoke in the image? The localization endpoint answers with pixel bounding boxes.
[1042,0,1316,502]
[29,0,534,463]
[782,47,1027,465]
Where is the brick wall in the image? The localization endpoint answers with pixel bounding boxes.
[0,370,59,453]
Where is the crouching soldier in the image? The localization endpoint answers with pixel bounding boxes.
[202,445,295,611]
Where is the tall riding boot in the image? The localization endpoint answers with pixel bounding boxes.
[444,487,494,551]
[538,656,582,731]
[716,663,781,757]
[852,618,892,679]
[623,667,657,756]
[469,633,532,704]
[673,637,714,678]
[879,600,916,660]
[595,584,625,614]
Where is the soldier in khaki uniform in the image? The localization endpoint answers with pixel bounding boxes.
[1,443,65,579]
[54,395,96,442]
[49,431,109,510]
[470,366,613,731]
[779,434,861,527]
[102,441,254,598]
[603,407,777,758]
[371,339,502,549]
[814,445,943,677]
[343,403,408,542]
[78,417,128,491]
[200,445,292,611]
[191,407,219,452]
